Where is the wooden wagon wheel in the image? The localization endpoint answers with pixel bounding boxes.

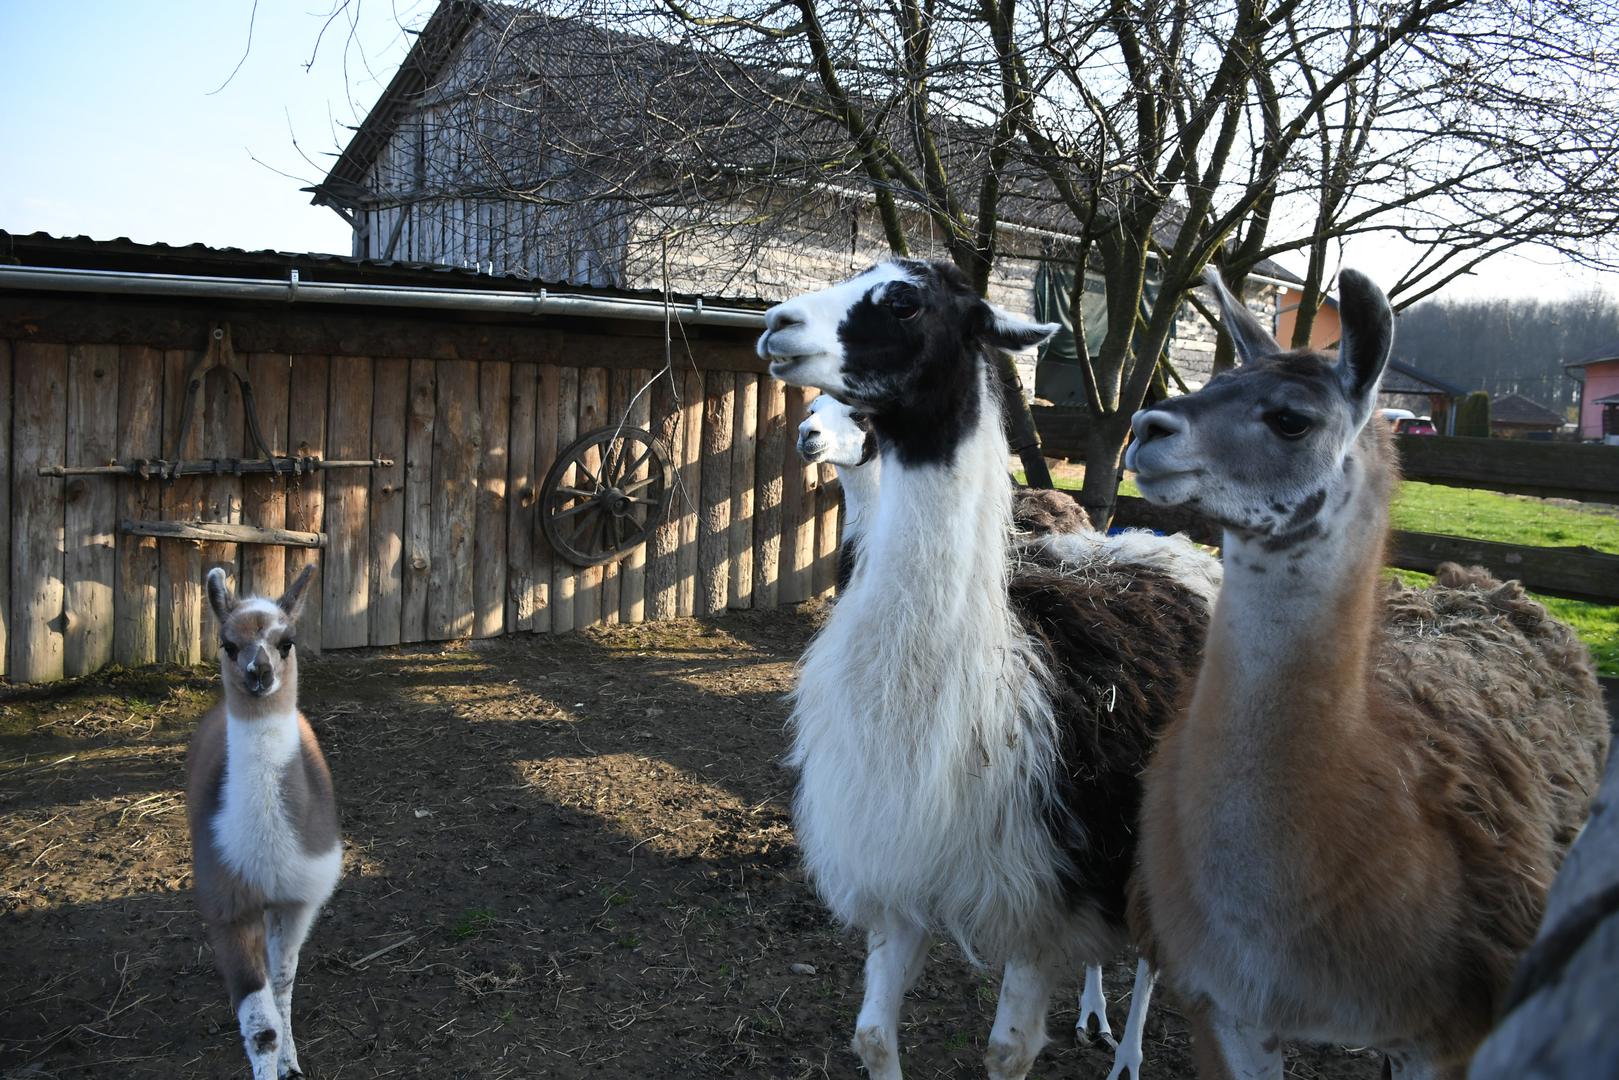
[540,425,674,567]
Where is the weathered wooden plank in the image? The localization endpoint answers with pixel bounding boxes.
[322,356,373,650]
[619,368,653,625]
[602,369,631,626]
[698,371,734,616]
[10,343,68,682]
[549,368,580,633]
[62,344,119,677]
[1396,434,1619,505]
[1469,750,1619,1078]
[158,349,205,666]
[401,359,436,643]
[368,357,409,646]
[646,370,682,621]
[113,345,163,667]
[284,354,330,656]
[1389,531,1619,606]
[728,371,758,610]
[0,341,11,677]
[676,370,705,618]
[813,461,841,599]
[474,360,511,638]
[780,387,816,604]
[428,359,479,640]
[0,294,768,373]
[240,354,291,601]
[574,367,608,627]
[506,362,539,632]
[753,377,787,609]
[122,520,324,546]
[200,342,246,618]
[531,363,560,633]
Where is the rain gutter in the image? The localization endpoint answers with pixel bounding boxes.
[0,265,768,330]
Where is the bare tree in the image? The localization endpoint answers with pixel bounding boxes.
[313,0,1619,523]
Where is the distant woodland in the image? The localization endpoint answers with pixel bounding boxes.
[1390,291,1619,415]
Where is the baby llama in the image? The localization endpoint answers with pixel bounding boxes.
[187,566,339,1080]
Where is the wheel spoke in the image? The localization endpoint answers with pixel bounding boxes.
[554,499,597,521]
[557,484,597,500]
[620,475,660,495]
[622,443,654,479]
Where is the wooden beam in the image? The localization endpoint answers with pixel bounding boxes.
[0,295,762,372]
[1395,435,1619,505]
[121,519,325,548]
[1110,494,1619,605]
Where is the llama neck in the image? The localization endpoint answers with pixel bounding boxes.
[222,669,301,794]
[1195,432,1392,769]
[834,458,882,543]
[861,365,1012,596]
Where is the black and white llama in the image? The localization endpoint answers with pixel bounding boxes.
[763,259,1214,1080]
[188,567,340,1080]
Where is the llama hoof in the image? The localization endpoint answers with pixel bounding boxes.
[1077,1021,1118,1051]
[851,1026,899,1079]
[985,1036,1038,1080]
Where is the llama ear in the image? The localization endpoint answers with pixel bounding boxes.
[1203,266,1280,366]
[279,565,317,623]
[1333,269,1394,408]
[205,568,236,626]
[979,304,1061,351]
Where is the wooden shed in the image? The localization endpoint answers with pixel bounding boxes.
[0,232,838,685]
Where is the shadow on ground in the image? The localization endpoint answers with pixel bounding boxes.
[0,608,1380,1079]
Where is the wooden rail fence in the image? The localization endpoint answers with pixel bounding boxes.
[1034,406,1619,606]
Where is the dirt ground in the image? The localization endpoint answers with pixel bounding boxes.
[0,608,1381,1079]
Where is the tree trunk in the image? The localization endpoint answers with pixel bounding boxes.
[1076,411,1134,529]
[993,349,1054,489]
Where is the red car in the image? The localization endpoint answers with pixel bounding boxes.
[1394,417,1438,436]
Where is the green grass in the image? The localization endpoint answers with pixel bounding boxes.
[1391,482,1619,554]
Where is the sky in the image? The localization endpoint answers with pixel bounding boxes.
[1,0,1615,304]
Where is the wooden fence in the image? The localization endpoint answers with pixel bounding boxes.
[0,294,839,684]
[1034,405,1619,605]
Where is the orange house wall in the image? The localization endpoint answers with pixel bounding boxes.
[1274,287,1343,351]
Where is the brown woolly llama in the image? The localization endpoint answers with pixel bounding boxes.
[1126,268,1610,1078]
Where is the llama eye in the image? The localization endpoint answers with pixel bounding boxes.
[222,641,239,660]
[848,411,868,423]
[278,639,294,656]
[1264,410,1313,440]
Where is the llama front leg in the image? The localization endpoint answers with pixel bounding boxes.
[851,921,930,1080]
[207,917,284,1080]
[1106,958,1156,1080]
[1076,964,1114,1043]
[985,956,1061,1080]
[1188,1005,1281,1080]
[266,903,319,1078]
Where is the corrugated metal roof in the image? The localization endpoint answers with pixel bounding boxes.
[0,229,770,309]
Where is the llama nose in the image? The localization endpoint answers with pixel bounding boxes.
[1131,408,1188,446]
[243,647,273,694]
[765,306,803,334]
